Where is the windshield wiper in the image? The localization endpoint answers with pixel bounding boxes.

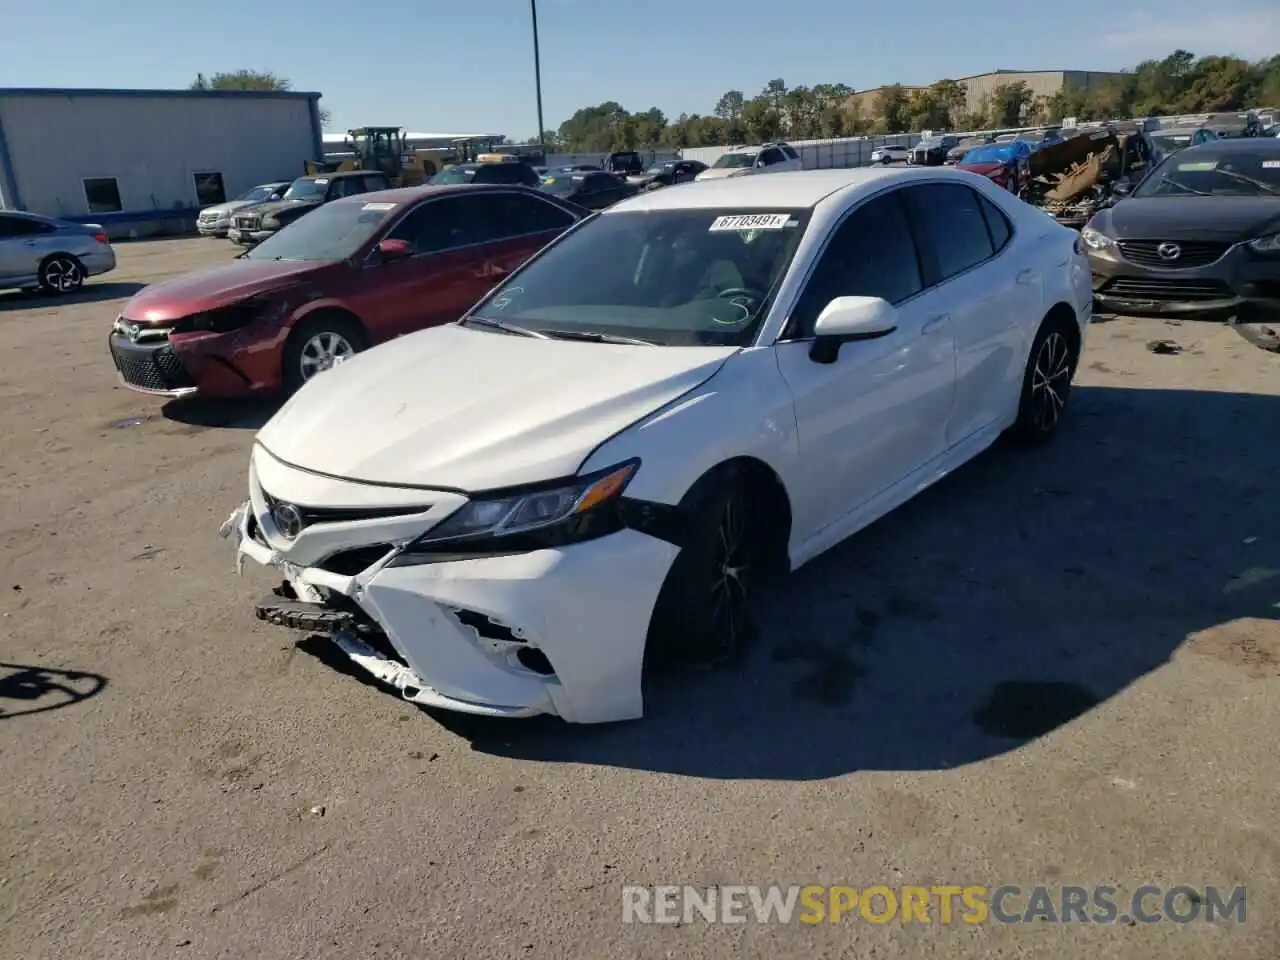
[537,328,657,346]
[1158,175,1210,196]
[1206,168,1280,196]
[463,316,549,338]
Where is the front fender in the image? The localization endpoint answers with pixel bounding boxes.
[580,348,801,510]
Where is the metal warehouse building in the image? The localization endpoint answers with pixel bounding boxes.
[0,87,323,235]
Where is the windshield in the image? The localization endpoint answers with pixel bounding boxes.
[428,166,478,185]
[712,153,757,169]
[283,178,328,201]
[465,208,811,347]
[240,185,281,203]
[243,200,396,262]
[539,176,583,196]
[1134,150,1280,198]
[960,144,1017,164]
[1148,134,1193,155]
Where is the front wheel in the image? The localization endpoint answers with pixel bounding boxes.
[1229,319,1280,354]
[1009,318,1079,444]
[645,480,760,674]
[281,314,367,393]
[39,255,84,295]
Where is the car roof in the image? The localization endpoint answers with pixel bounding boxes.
[1177,138,1280,157]
[610,167,944,212]
[327,183,547,208]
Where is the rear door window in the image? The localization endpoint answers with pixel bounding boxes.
[977,194,1012,253]
[901,183,995,283]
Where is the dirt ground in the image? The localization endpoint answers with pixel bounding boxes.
[2,237,1279,960]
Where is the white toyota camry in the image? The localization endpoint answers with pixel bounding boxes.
[221,167,1093,724]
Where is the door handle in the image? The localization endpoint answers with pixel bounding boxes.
[921,314,949,335]
[1016,268,1036,285]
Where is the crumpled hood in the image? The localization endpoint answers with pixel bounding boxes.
[121,259,325,324]
[956,162,1005,177]
[1093,196,1280,242]
[256,323,739,491]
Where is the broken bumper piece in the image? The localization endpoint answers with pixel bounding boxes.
[220,488,679,724]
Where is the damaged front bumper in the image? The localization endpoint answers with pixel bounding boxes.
[218,459,679,724]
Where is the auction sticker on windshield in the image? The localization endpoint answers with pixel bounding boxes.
[1262,161,1280,169]
[362,202,397,211]
[1176,162,1218,171]
[709,214,796,232]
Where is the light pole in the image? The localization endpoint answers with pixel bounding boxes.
[531,0,546,156]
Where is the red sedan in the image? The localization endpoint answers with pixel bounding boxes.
[954,141,1033,197]
[108,185,587,398]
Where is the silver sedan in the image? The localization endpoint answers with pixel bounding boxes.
[0,211,117,294]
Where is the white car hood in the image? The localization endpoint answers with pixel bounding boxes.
[694,168,749,181]
[256,323,738,491]
[203,199,254,217]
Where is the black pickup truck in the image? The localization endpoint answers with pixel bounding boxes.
[228,170,392,245]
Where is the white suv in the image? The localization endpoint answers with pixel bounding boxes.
[694,142,802,180]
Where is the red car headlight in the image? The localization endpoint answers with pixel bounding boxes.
[172,297,284,335]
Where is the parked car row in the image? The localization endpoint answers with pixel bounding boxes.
[97,140,1280,728]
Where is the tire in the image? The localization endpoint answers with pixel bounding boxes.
[644,475,762,674]
[38,255,84,295]
[1229,319,1280,355]
[281,313,367,394]
[1009,316,1080,445]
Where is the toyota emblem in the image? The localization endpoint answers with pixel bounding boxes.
[1157,242,1182,261]
[271,502,304,539]
[125,322,142,342]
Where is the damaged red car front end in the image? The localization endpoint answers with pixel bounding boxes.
[107,259,321,399]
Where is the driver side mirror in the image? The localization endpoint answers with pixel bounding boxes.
[375,238,414,263]
[809,296,899,364]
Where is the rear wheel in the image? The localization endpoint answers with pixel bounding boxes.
[1009,317,1080,444]
[281,313,367,393]
[38,255,84,295]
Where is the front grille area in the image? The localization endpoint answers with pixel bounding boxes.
[261,489,433,528]
[1117,239,1231,269]
[317,544,394,576]
[235,215,260,231]
[109,334,196,391]
[1101,277,1233,302]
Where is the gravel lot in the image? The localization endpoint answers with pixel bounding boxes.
[2,237,1279,960]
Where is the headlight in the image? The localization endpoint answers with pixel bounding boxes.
[395,459,639,561]
[172,296,283,334]
[1248,233,1280,253]
[262,217,280,229]
[1079,227,1115,251]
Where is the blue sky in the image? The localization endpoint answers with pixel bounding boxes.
[2,0,1276,138]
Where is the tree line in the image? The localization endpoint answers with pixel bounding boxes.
[535,51,1280,152]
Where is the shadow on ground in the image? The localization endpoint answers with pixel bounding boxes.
[0,281,147,312]
[161,397,281,431]
[387,384,1280,779]
[0,662,108,719]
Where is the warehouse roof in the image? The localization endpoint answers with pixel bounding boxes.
[321,131,506,143]
[0,87,320,101]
